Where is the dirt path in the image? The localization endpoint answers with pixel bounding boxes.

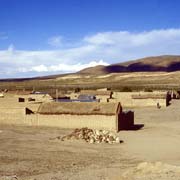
[120,100,180,165]
[0,125,139,180]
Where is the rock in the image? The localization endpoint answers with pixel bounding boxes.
[89,137,95,144]
[58,128,123,145]
[0,175,18,180]
[109,136,115,142]
[95,129,100,136]
[115,137,120,143]
[106,137,110,143]
[102,130,108,135]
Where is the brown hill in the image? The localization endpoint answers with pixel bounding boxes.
[79,55,180,74]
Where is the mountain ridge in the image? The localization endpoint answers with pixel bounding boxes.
[78,55,180,75]
[1,55,180,82]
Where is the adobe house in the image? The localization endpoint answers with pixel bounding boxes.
[15,92,52,103]
[79,90,113,102]
[0,100,134,131]
[131,93,170,107]
[35,102,123,132]
[110,92,169,107]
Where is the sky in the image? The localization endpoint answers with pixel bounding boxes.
[1,0,180,78]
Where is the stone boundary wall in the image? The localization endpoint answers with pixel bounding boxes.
[111,92,167,107]
[26,114,117,131]
[0,108,26,125]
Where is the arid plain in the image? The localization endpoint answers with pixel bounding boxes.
[1,99,180,180]
[1,56,180,179]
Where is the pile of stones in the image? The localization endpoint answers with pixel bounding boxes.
[61,127,123,144]
[0,175,18,180]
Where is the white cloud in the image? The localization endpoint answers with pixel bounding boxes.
[84,29,180,47]
[20,60,109,73]
[48,36,63,47]
[31,64,48,72]
[83,28,180,60]
[1,28,180,78]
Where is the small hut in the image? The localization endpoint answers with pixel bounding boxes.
[37,102,123,131]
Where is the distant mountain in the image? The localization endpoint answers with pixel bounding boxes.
[1,55,180,83]
[78,55,180,74]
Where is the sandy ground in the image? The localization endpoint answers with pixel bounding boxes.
[1,100,180,179]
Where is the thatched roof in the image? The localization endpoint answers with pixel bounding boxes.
[132,93,167,99]
[80,90,112,96]
[37,102,121,115]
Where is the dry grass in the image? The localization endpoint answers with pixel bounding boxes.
[0,71,180,92]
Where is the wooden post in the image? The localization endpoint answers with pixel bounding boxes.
[56,89,58,102]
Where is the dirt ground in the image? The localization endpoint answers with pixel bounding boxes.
[1,100,180,180]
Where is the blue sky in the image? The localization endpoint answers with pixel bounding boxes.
[1,0,180,78]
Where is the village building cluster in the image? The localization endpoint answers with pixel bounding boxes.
[0,88,179,132]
